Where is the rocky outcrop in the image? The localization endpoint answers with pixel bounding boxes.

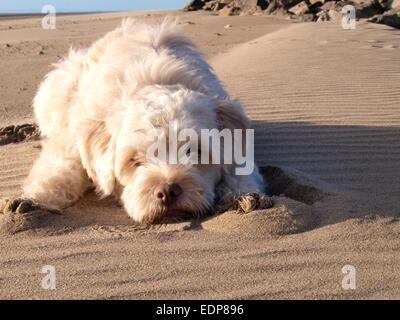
[183,0,400,28]
[288,1,310,15]
[368,9,400,27]
[183,0,206,11]
[184,0,276,15]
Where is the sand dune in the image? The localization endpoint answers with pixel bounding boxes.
[211,22,400,210]
[0,12,399,299]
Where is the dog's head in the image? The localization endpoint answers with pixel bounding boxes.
[78,85,249,223]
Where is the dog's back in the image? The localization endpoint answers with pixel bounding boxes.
[33,18,226,140]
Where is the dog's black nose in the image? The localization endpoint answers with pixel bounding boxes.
[154,183,182,205]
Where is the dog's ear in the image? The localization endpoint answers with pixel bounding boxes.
[78,120,116,196]
[217,99,250,131]
[217,99,252,171]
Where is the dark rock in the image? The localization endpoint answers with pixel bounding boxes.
[274,0,304,10]
[369,10,400,28]
[183,0,299,15]
[307,0,325,6]
[182,0,396,24]
[187,0,271,15]
[356,0,385,19]
[315,1,384,20]
[257,0,269,10]
[183,0,208,11]
[306,0,325,13]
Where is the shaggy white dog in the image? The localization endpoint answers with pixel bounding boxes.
[22,18,266,223]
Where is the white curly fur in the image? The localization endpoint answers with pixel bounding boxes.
[23,18,265,223]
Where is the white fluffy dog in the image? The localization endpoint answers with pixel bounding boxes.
[22,19,265,223]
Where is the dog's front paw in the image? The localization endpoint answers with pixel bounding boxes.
[215,192,273,214]
[234,192,274,214]
[0,198,61,234]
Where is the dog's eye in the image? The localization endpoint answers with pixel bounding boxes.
[130,157,143,167]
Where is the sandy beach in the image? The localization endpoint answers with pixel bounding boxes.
[0,10,399,299]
